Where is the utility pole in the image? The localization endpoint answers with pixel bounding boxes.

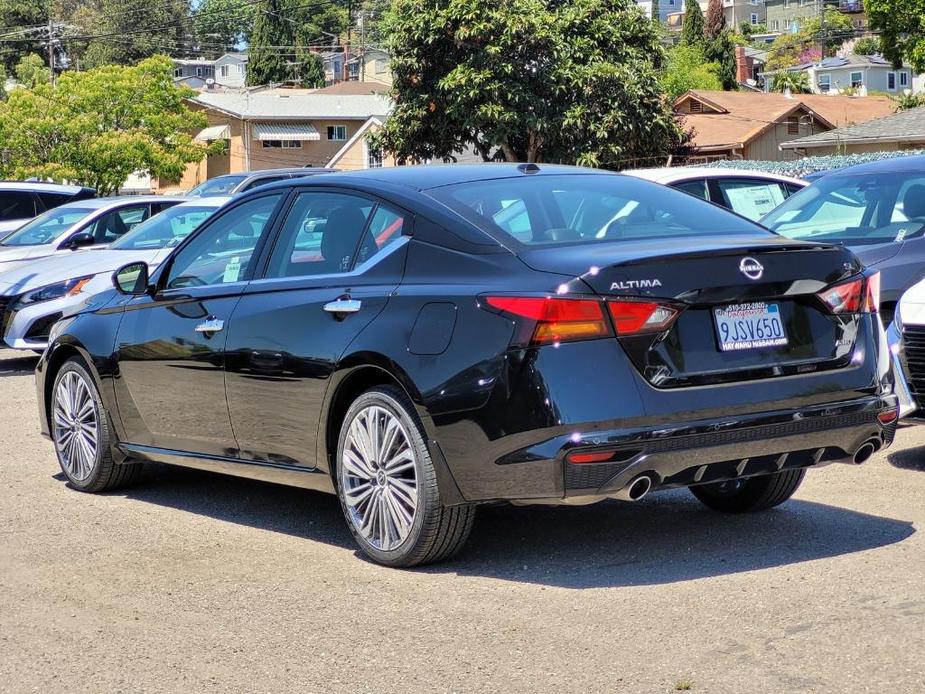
[344,0,353,82]
[359,11,365,82]
[47,16,56,85]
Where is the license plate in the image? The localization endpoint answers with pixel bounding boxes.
[714,302,788,352]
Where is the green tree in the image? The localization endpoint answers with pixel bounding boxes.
[297,51,326,88]
[681,0,704,46]
[0,56,215,194]
[74,0,192,69]
[765,10,852,71]
[867,0,925,71]
[662,42,722,99]
[14,53,50,88]
[853,37,881,56]
[193,0,257,54]
[0,1,48,71]
[247,0,292,85]
[770,70,811,93]
[373,0,685,168]
[705,32,737,90]
[705,0,725,41]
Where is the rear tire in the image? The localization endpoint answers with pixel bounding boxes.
[689,469,805,513]
[335,385,475,567]
[51,357,141,493]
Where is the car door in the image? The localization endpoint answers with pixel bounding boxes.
[112,192,286,456]
[223,189,409,468]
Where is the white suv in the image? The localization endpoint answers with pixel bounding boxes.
[0,182,96,237]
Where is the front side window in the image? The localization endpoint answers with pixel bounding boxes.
[86,205,150,244]
[265,192,404,278]
[111,205,222,251]
[165,194,282,289]
[1,207,94,246]
[0,191,36,220]
[763,172,925,245]
[427,174,767,247]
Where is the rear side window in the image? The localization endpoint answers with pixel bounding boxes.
[37,192,75,210]
[673,179,708,200]
[427,174,766,247]
[0,191,37,220]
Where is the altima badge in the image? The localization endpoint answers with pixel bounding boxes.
[739,257,764,280]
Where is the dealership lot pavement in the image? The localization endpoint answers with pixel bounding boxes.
[1,348,923,693]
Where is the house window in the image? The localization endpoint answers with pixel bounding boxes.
[888,72,896,90]
[850,71,863,88]
[196,67,203,77]
[375,59,387,74]
[770,19,779,30]
[174,67,182,78]
[689,100,703,113]
[668,0,674,4]
[900,71,909,87]
[220,65,229,78]
[787,117,799,135]
[327,125,347,141]
[818,74,831,92]
[750,0,758,4]
[366,145,383,169]
[751,13,759,24]
[262,140,302,149]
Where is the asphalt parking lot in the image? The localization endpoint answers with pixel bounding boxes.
[1,348,923,693]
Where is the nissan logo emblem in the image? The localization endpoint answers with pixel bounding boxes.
[739,257,764,280]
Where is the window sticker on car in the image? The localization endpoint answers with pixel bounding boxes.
[223,256,242,283]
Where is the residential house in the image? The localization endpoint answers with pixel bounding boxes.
[171,53,248,90]
[766,0,867,34]
[636,0,682,21]
[322,50,348,84]
[326,117,396,170]
[354,48,392,87]
[675,89,895,161]
[781,105,925,155]
[159,88,391,192]
[771,54,924,95]
[666,0,766,32]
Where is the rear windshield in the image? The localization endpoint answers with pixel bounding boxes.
[188,175,248,197]
[426,174,768,246]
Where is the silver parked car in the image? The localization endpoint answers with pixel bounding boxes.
[0,196,185,269]
[0,197,229,351]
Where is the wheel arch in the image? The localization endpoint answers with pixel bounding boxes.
[320,355,466,505]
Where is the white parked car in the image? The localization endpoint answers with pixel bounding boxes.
[624,167,807,221]
[0,196,185,269]
[0,197,230,351]
[888,281,925,418]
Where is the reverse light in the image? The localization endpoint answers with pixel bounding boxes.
[608,300,679,335]
[483,296,611,345]
[817,272,880,314]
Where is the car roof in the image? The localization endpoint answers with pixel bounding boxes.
[244,168,337,178]
[53,195,186,211]
[275,163,619,192]
[625,167,807,186]
[174,195,232,208]
[826,154,925,177]
[0,181,93,194]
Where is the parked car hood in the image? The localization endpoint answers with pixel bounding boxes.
[0,247,170,296]
[0,244,62,265]
[850,241,903,268]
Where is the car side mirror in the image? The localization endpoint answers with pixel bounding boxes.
[113,262,150,295]
[66,231,94,250]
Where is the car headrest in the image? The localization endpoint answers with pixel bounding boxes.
[321,206,368,271]
[903,184,925,219]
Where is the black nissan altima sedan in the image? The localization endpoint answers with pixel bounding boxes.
[35,164,899,567]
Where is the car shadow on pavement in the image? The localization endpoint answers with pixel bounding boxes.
[886,426,925,471]
[0,354,38,376]
[115,464,914,589]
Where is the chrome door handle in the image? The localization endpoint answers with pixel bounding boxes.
[323,299,361,314]
[195,318,224,333]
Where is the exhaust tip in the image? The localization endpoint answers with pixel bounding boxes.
[618,475,653,502]
[853,441,877,465]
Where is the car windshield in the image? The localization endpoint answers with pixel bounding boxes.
[1,207,94,246]
[110,205,221,250]
[427,174,767,247]
[188,175,248,197]
[762,170,925,246]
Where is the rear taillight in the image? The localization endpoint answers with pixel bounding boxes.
[817,272,880,314]
[608,301,680,335]
[483,296,612,346]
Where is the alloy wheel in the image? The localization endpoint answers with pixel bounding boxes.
[340,405,418,551]
[53,370,99,482]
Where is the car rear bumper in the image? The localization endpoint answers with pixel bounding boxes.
[500,394,898,503]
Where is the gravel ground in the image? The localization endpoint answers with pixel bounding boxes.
[1,348,923,693]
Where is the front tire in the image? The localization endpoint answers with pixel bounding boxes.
[689,469,805,513]
[335,385,475,567]
[51,357,140,492]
